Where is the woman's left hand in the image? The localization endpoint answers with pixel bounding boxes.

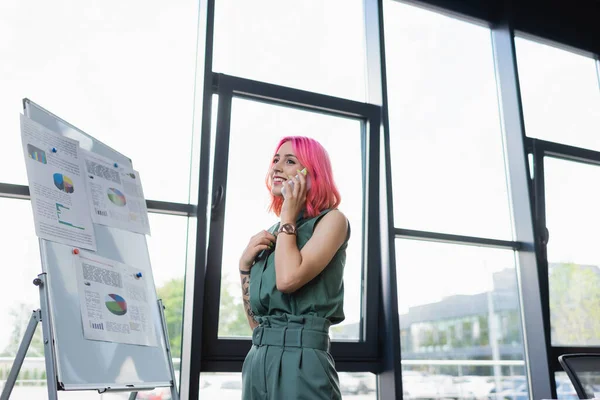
[280,170,307,223]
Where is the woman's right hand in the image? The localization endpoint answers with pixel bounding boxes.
[239,230,277,271]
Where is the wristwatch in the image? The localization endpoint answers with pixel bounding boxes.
[277,223,297,235]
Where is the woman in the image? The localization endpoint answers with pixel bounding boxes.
[239,136,350,400]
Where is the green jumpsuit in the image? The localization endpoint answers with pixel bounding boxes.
[242,209,349,400]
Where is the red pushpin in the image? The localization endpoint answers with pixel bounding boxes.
[72,248,80,255]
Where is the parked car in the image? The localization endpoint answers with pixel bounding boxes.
[492,378,577,400]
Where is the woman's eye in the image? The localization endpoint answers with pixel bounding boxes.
[272,158,279,164]
[286,159,296,164]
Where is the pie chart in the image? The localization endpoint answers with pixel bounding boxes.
[107,188,126,207]
[105,294,127,316]
[53,173,74,193]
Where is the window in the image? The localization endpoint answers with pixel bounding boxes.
[382,2,526,396]
[396,239,526,394]
[515,37,600,151]
[217,98,365,341]
[544,157,600,346]
[0,0,200,203]
[148,213,190,372]
[383,1,512,239]
[554,372,578,398]
[213,0,366,101]
[1,3,198,390]
[0,199,43,398]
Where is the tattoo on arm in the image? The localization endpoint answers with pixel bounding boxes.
[240,273,258,329]
[243,298,254,318]
[242,277,250,297]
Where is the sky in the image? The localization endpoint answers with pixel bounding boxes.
[0,0,600,372]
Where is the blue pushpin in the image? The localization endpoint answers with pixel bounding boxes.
[135,272,142,279]
[113,162,119,168]
[51,147,57,153]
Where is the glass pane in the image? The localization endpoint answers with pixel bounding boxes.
[555,372,580,399]
[545,157,600,346]
[396,239,527,398]
[199,372,377,399]
[213,0,366,101]
[383,1,512,239]
[556,367,600,398]
[147,213,189,376]
[515,37,600,151]
[217,99,364,341]
[0,199,43,398]
[0,0,199,203]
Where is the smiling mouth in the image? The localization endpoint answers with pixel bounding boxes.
[272,177,285,185]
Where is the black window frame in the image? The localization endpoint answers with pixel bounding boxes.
[528,137,600,393]
[198,72,383,372]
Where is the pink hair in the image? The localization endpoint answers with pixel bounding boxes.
[266,136,341,218]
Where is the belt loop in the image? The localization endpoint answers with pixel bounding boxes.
[255,326,264,346]
[281,327,288,347]
[298,326,304,368]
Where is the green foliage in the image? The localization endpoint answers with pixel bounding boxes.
[157,278,185,359]
[218,281,252,338]
[550,263,600,345]
[478,315,489,346]
[153,276,253,358]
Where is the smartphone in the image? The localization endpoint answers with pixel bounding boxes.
[281,168,310,195]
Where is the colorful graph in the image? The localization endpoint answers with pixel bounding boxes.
[107,188,127,207]
[105,294,127,316]
[53,173,74,193]
[56,203,84,230]
[27,144,47,164]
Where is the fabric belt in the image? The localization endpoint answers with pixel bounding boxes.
[252,326,330,351]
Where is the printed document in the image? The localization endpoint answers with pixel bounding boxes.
[20,114,96,250]
[81,149,151,235]
[75,252,156,347]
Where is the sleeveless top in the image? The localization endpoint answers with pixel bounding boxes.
[249,209,349,325]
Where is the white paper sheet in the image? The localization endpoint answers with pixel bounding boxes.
[81,149,151,235]
[75,252,157,347]
[20,114,97,250]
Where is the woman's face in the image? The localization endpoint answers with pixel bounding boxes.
[270,141,306,197]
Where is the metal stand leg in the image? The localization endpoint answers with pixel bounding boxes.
[128,391,138,400]
[0,310,41,400]
[35,274,58,400]
[158,299,180,400]
[1,274,58,400]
